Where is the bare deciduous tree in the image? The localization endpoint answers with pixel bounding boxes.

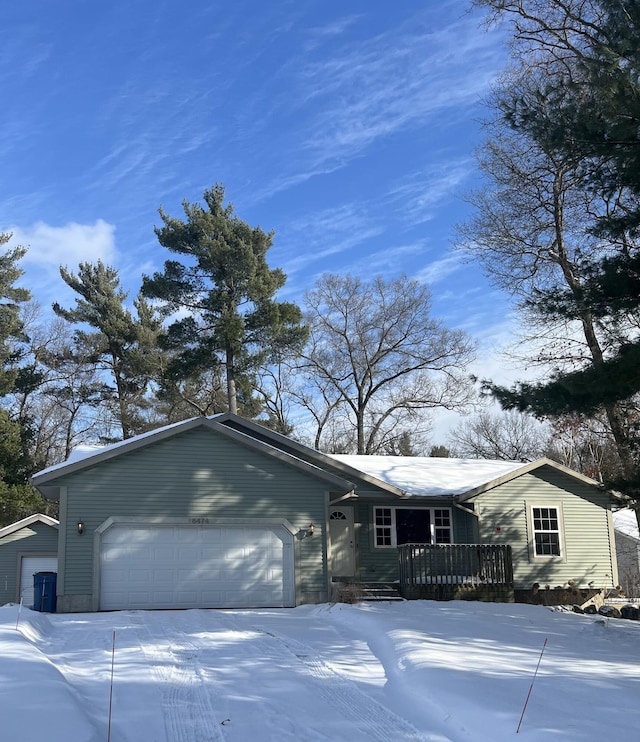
[545,414,623,483]
[297,274,475,454]
[448,409,548,461]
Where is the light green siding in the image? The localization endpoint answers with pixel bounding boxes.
[0,522,58,604]
[49,427,338,609]
[471,467,616,589]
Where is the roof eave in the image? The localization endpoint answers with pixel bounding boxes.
[455,457,605,503]
[30,414,357,496]
[215,413,406,497]
[30,416,208,486]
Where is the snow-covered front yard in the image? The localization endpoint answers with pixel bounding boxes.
[2,600,639,741]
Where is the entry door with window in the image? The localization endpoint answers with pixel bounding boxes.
[329,507,356,577]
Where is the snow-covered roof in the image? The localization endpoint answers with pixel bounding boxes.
[32,414,597,502]
[613,509,640,541]
[329,455,525,497]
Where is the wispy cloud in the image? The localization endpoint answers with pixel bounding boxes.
[303,15,361,51]
[388,158,476,225]
[344,241,428,275]
[230,6,506,204]
[289,10,504,177]
[276,202,384,283]
[415,254,464,285]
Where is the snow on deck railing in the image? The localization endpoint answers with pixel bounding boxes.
[398,543,514,589]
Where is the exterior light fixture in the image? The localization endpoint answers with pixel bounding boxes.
[297,523,316,540]
[77,521,84,535]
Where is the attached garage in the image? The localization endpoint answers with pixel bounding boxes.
[98,521,295,610]
[31,415,355,612]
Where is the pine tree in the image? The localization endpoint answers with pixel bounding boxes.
[0,234,30,394]
[474,0,640,499]
[54,261,163,439]
[142,184,307,415]
[0,234,47,524]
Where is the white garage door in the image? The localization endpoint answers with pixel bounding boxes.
[99,524,295,610]
[20,557,57,608]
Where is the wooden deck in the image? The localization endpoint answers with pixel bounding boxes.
[398,544,514,602]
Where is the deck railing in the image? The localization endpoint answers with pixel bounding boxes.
[398,544,514,600]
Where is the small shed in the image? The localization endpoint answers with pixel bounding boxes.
[613,509,640,597]
[0,514,59,607]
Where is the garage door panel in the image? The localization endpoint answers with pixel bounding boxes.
[100,525,294,610]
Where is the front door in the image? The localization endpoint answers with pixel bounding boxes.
[329,507,356,577]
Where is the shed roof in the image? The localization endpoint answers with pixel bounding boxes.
[0,514,59,539]
[613,509,640,541]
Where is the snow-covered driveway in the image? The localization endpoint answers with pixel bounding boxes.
[3,601,640,741]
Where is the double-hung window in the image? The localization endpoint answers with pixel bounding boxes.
[374,507,452,548]
[531,506,562,557]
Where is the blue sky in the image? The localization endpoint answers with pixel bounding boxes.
[1,1,523,439]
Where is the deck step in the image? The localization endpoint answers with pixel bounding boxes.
[360,583,404,602]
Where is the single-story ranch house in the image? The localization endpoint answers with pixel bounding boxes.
[28,413,618,612]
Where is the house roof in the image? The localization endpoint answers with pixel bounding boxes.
[30,413,604,502]
[30,416,356,496]
[216,417,604,499]
[0,513,59,539]
[32,417,196,480]
[330,455,523,497]
[330,455,605,499]
[613,509,640,541]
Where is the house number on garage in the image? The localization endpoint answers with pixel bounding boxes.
[190,518,210,524]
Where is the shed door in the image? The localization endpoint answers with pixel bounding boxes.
[20,556,58,608]
[99,524,294,610]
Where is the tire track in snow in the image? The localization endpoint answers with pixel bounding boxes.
[250,625,440,742]
[326,608,470,742]
[136,611,226,742]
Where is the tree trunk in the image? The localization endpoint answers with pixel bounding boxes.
[225,344,238,415]
[553,180,634,481]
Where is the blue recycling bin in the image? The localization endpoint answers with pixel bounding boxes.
[33,572,57,613]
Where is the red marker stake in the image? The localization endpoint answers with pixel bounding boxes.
[516,637,548,734]
[107,631,116,742]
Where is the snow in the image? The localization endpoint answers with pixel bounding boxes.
[330,455,523,496]
[2,601,639,741]
[613,508,640,541]
[34,420,534,500]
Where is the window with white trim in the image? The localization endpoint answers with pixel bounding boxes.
[531,506,562,557]
[373,507,452,548]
